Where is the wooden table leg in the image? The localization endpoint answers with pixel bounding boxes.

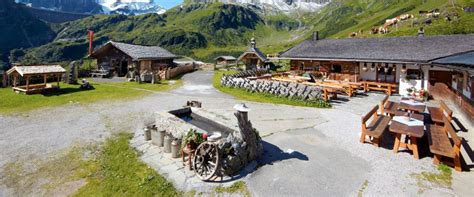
[393,133,401,153]
[411,136,419,160]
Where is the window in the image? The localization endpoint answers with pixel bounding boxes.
[406,69,422,80]
[331,65,342,73]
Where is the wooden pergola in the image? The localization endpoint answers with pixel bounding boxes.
[6,65,66,94]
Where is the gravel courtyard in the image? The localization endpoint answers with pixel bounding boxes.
[1,71,473,196]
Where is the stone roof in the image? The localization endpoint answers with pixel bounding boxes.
[92,41,177,60]
[280,34,474,63]
[7,65,66,76]
[215,56,237,61]
[432,51,474,66]
[432,51,474,75]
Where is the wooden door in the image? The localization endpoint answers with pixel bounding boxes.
[429,70,452,86]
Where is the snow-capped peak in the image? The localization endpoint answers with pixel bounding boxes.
[98,0,166,15]
[192,0,331,13]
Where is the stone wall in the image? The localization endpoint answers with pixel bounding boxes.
[220,74,324,100]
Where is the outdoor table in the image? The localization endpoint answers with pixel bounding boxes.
[398,100,426,113]
[394,111,424,121]
[389,116,425,160]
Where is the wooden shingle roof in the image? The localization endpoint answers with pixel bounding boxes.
[280,34,474,63]
[7,65,66,76]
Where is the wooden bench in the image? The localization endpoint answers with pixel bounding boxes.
[323,88,339,101]
[428,100,453,125]
[361,105,391,147]
[363,81,398,96]
[380,95,399,116]
[428,118,462,171]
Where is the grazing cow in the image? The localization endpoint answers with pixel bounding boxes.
[424,18,432,24]
[371,27,379,34]
[378,26,389,34]
[400,14,414,20]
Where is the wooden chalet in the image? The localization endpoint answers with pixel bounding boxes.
[6,65,66,94]
[237,38,273,70]
[280,33,474,96]
[89,41,178,79]
[215,56,237,66]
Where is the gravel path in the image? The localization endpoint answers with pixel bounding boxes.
[1,71,473,196]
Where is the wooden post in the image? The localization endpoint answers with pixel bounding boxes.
[57,74,60,87]
[44,74,47,85]
[13,74,17,88]
[26,75,30,92]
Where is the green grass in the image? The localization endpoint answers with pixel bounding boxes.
[0,79,182,114]
[412,164,453,194]
[74,133,180,196]
[214,181,251,197]
[213,71,331,108]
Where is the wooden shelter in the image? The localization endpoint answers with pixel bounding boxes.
[215,56,237,66]
[7,65,66,94]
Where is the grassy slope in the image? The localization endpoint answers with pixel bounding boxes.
[0,79,182,114]
[309,0,474,39]
[213,71,331,108]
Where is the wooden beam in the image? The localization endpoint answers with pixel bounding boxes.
[26,76,30,92]
[57,74,60,87]
[44,74,47,85]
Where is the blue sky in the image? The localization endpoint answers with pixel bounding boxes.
[156,0,183,9]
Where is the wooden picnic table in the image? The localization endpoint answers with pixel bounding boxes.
[363,81,398,95]
[389,116,425,159]
[394,111,424,121]
[398,100,426,113]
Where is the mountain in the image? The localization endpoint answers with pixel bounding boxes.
[187,0,331,13]
[15,0,103,14]
[0,0,56,64]
[8,0,474,65]
[98,0,166,15]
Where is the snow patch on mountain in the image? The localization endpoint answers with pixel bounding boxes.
[192,0,330,13]
[98,0,166,15]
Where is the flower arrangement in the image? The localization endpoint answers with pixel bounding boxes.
[181,128,205,149]
[406,87,429,101]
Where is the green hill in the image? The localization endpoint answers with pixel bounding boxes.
[9,0,474,65]
[0,0,56,65]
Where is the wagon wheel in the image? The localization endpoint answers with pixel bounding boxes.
[193,142,221,181]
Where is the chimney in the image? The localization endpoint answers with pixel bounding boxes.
[313,31,319,41]
[250,37,256,48]
[417,27,424,37]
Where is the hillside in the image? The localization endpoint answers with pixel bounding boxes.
[0,0,56,65]
[10,0,474,65]
[15,3,303,64]
[307,0,474,39]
